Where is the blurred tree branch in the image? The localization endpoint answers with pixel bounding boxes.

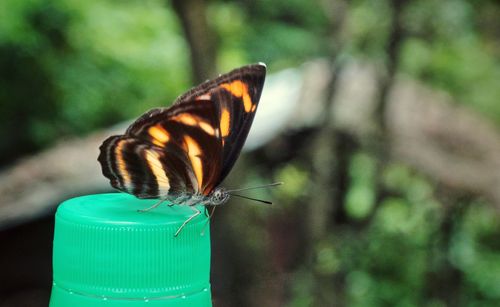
[374,0,407,130]
[423,191,469,306]
[309,0,349,239]
[307,1,350,305]
[371,0,409,225]
[171,0,217,83]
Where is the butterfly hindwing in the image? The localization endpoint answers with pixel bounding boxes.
[99,136,174,198]
[126,100,224,195]
[98,63,266,199]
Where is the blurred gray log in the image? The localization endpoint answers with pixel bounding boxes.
[0,124,126,229]
[389,78,500,203]
[332,62,500,205]
[0,61,499,229]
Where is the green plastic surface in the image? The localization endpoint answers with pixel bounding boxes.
[50,193,212,307]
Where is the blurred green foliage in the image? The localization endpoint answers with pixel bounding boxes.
[2,0,498,162]
[280,155,500,306]
[1,0,499,306]
[0,0,190,163]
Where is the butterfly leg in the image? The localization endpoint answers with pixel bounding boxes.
[170,193,189,206]
[200,206,216,236]
[137,198,165,212]
[174,207,201,237]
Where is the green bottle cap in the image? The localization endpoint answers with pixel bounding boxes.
[50,193,212,307]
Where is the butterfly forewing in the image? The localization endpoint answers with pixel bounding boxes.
[174,64,266,182]
[98,63,266,200]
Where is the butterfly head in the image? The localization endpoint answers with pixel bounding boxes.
[209,188,230,206]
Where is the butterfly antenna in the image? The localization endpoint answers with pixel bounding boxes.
[225,182,283,193]
[229,193,273,205]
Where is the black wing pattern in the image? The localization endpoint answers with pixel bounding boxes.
[98,63,266,199]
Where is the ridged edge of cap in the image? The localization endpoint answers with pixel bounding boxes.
[52,194,211,298]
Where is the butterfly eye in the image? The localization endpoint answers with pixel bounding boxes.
[210,188,229,206]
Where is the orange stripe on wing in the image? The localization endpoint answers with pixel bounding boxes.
[172,113,197,126]
[220,80,253,113]
[220,108,230,137]
[148,125,170,147]
[198,121,216,136]
[171,113,216,136]
[183,135,203,191]
[144,149,170,195]
[115,140,132,190]
[196,93,211,100]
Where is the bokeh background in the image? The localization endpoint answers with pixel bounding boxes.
[1,0,499,306]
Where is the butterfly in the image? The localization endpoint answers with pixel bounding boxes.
[98,63,267,234]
